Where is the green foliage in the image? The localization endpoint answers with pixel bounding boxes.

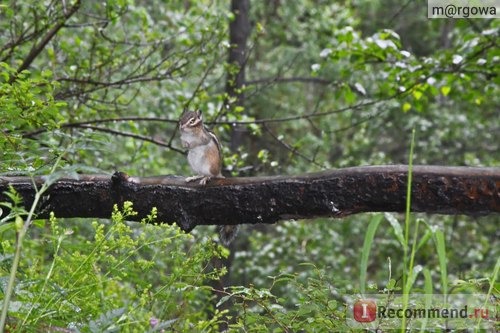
[0,0,498,331]
[0,63,66,172]
[219,266,348,332]
[1,203,228,331]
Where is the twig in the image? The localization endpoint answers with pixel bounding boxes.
[13,0,81,77]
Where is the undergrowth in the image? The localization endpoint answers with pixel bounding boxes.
[0,129,497,332]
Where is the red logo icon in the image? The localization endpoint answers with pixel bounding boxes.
[353,299,377,322]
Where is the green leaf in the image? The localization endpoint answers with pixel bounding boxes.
[406,265,423,291]
[433,229,448,294]
[386,278,397,290]
[415,227,433,252]
[421,268,433,331]
[15,215,24,232]
[0,222,15,234]
[216,295,232,307]
[440,86,451,96]
[384,213,405,247]
[402,102,412,112]
[344,87,356,105]
[359,214,383,294]
[41,69,53,78]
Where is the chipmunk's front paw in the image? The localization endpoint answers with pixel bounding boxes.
[199,176,211,185]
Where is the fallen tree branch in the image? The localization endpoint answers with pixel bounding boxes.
[0,165,498,231]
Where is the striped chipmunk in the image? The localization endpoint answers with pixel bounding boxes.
[179,110,239,245]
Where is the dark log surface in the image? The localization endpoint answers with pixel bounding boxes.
[0,165,498,231]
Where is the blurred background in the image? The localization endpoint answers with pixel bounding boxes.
[1,0,498,331]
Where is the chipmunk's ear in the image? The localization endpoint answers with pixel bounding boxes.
[196,109,202,120]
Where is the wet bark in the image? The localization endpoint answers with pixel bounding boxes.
[1,165,498,231]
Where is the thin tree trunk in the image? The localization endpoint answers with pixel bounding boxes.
[226,0,250,151]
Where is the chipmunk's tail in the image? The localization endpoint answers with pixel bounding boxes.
[217,225,240,246]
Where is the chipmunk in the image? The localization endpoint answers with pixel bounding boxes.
[179,110,239,245]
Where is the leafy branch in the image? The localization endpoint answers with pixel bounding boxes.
[13,0,82,77]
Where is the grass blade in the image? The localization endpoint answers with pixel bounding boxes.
[359,214,383,294]
[433,229,448,295]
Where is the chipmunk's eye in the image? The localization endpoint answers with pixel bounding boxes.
[189,118,195,124]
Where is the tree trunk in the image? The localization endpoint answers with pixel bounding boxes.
[1,166,498,231]
[226,0,250,151]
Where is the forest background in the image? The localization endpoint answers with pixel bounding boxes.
[0,0,498,331]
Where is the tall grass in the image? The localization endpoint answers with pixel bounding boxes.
[0,155,65,329]
[358,129,453,331]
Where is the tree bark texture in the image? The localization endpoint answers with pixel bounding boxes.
[226,0,250,101]
[227,0,250,151]
[0,166,498,231]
